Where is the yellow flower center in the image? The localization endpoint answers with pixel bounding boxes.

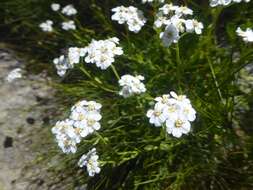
[175,119,184,128]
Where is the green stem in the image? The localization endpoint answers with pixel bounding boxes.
[206,55,224,102]
[79,66,117,93]
[110,65,120,80]
[95,132,107,145]
[175,44,182,93]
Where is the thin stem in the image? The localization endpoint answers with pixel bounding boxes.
[175,44,182,93]
[79,66,117,93]
[110,64,120,80]
[206,55,224,102]
[95,132,108,145]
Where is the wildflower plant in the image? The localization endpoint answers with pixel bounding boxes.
[2,0,253,189]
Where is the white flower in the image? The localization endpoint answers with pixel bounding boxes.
[53,55,72,77]
[39,20,53,32]
[184,19,204,34]
[61,4,77,16]
[62,20,76,30]
[83,37,123,70]
[236,27,253,43]
[68,47,86,66]
[166,115,191,138]
[119,75,146,97]
[147,91,196,138]
[5,68,22,82]
[146,103,168,127]
[111,6,146,33]
[159,4,179,15]
[78,148,101,176]
[160,24,180,47]
[174,6,193,17]
[51,3,60,11]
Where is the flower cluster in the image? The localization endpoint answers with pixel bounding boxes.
[83,37,123,70]
[52,100,102,153]
[53,47,85,76]
[62,20,76,31]
[210,0,250,7]
[52,100,102,176]
[51,3,60,11]
[111,6,146,33]
[40,3,77,32]
[39,20,53,32]
[78,148,101,176]
[236,27,253,43]
[154,3,203,47]
[146,91,196,138]
[118,74,146,98]
[53,55,70,77]
[61,4,77,16]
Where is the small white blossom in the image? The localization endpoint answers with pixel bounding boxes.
[236,27,253,43]
[51,3,60,11]
[174,6,193,17]
[184,19,204,34]
[160,24,180,47]
[61,4,77,16]
[53,55,72,77]
[166,115,191,138]
[147,91,196,138]
[68,47,86,66]
[78,148,101,176]
[39,20,53,32]
[111,6,146,33]
[119,75,146,97]
[5,68,22,82]
[146,103,168,127]
[83,37,123,70]
[62,20,76,31]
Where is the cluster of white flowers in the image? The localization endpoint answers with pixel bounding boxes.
[236,27,253,43]
[210,0,250,7]
[51,3,60,11]
[78,148,101,176]
[52,100,102,176]
[154,3,203,47]
[53,55,70,77]
[52,119,80,153]
[82,37,123,70]
[70,100,102,138]
[52,100,102,153]
[62,20,76,31]
[142,0,165,3]
[118,74,146,97]
[40,4,77,32]
[61,4,77,16]
[39,20,53,32]
[53,47,85,77]
[5,68,22,82]
[111,6,146,33]
[146,91,196,138]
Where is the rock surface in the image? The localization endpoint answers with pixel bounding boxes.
[0,48,57,190]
